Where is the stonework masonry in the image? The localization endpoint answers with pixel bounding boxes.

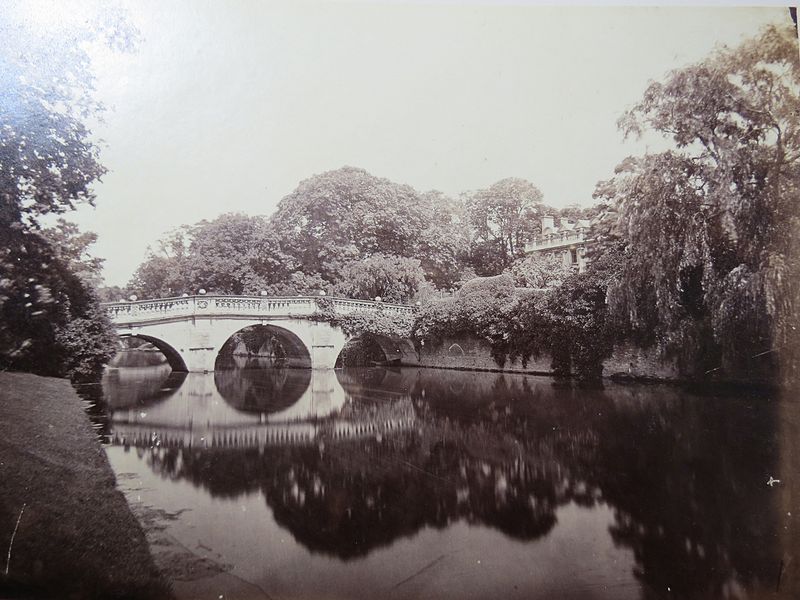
[415,335,679,381]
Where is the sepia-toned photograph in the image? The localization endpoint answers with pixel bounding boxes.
[1,1,798,598]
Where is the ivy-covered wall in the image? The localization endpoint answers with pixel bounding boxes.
[417,336,552,374]
[414,334,681,381]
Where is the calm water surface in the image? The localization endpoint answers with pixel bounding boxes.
[86,361,796,600]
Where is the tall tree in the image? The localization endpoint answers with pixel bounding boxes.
[129,215,294,297]
[185,213,293,294]
[128,227,191,298]
[465,178,545,272]
[41,219,105,285]
[596,23,800,381]
[415,191,470,288]
[0,6,134,379]
[270,167,468,288]
[0,6,135,227]
[333,254,425,303]
[271,167,425,282]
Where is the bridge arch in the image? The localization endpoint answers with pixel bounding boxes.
[205,319,347,372]
[119,333,188,372]
[215,324,312,370]
[336,333,419,367]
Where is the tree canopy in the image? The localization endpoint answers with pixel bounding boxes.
[465,178,546,272]
[128,168,473,299]
[505,252,574,290]
[596,23,800,381]
[269,166,468,287]
[0,8,134,379]
[333,254,425,303]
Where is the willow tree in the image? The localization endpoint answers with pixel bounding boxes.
[596,23,799,381]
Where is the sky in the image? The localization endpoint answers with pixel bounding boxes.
[18,1,793,286]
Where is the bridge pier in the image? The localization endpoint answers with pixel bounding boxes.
[185,348,217,372]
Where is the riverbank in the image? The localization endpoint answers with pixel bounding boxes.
[0,371,172,599]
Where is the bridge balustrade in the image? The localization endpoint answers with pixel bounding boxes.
[102,294,416,325]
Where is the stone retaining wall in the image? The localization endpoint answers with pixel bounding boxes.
[413,335,679,380]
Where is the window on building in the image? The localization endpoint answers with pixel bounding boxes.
[570,248,578,264]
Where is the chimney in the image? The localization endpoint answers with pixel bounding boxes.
[541,215,554,234]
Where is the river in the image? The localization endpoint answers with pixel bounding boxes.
[78,359,796,600]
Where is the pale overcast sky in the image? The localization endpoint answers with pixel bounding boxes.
[24,1,792,286]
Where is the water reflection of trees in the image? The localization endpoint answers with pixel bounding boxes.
[414,371,783,597]
[139,368,784,596]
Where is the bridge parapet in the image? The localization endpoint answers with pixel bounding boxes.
[103,294,416,326]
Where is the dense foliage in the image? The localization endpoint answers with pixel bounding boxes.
[333,254,425,303]
[413,275,519,364]
[465,178,545,273]
[270,167,470,288]
[0,9,130,380]
[505,252,573,289]
[505,247,623,379]
[596,23,800,382]
[127,169,473,298]
[310,298,415,338]
[123,163,605,310]
[408,253,620,380]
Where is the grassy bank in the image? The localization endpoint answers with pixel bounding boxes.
[0,371,172,599]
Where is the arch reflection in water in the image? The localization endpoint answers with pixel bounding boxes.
[102,363,187,410]
[214,358,311,413]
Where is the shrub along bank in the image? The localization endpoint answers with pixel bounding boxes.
[410,254,622,383]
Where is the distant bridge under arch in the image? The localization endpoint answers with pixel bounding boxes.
[103,295,417,372]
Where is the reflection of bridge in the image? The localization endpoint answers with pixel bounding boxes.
[111,416,417,449]
[103,295,416,372]
[107,369,417,449]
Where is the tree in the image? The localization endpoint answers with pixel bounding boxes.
[0,7,135,228]
[596,23,800,381]
[334,254,425,303]
[128,227,190,297]
[465,178,546,271]
[270,167,426,282]
[270,167,469,288]
[41,219,105,285]
[556,202,605,226]
[128,253,188,298]
[97,284,131,303]
[128,215,295,297]
[0,7,135,379]
[506,252,574,289]
[415,191,471,289]
[184,213,293,294]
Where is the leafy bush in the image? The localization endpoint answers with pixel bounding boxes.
[413,274,519,365]
[505,247,622,380]
[1,229,118,381]
[55,302,118,381]
[310,297,415,338]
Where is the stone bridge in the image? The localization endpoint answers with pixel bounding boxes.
[103,295,416,372]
